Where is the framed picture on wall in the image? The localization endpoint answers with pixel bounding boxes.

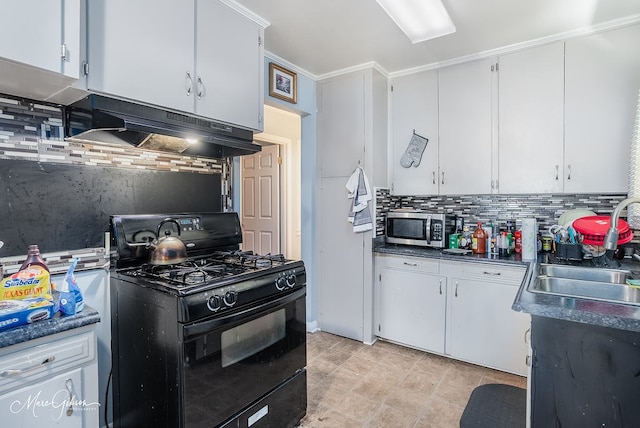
[269,63,297,104]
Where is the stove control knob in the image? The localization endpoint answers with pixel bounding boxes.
[275,276,287,291]
[207,295,222,312]
[286,274,297,288]
[224,290,238,307]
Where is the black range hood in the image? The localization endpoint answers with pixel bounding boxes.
[64,94,261,158]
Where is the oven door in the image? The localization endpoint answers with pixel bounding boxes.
[182,287,306,427]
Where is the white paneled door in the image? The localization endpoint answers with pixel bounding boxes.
[241,144,281,255]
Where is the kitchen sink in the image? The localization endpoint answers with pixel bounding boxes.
[527,263,640,306]
[538,264,630,284]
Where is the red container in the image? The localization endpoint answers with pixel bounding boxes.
[572,216,633,246]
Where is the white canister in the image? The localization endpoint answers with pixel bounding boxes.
[521,218,538,260]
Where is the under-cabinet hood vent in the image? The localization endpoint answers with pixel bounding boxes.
[64,95,261,158]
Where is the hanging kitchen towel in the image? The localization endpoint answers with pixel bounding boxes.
[400,132,428,168]
[346,166,373,233]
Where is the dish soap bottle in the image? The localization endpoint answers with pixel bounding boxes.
[472,222,487,254]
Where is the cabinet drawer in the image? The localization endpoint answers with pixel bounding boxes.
[376,254,439,274]
[461,263,525,285]
[0,330,95,393]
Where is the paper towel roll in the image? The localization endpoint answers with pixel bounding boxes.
[521,218,537,261]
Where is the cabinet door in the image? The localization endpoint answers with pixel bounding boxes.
[439,59,493,194]
[498,42,565,193]
[87,0,195,112]
[318,176,364,341]
[318,73,366,178]
[0,367,87,427]
[390,70,439,195]
[196,0,264,130]
[447,277,529,375]
[0,1,63,74]
[565,24,640,193]
[377,266,446,353]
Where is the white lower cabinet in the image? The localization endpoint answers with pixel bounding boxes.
[375,254,530,375]
[443,262,531,375]
[376,256,445,353]
[0,326,99,428]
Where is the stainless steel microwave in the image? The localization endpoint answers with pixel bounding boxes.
[385,211,457,248]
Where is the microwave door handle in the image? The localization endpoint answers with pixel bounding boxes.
[426,216,431,244]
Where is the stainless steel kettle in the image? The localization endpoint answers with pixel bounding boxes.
[148,218,188,265]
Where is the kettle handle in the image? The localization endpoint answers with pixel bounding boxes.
[157,218,182,238]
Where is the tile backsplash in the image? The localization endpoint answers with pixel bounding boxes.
[375,188,630,237]
[0,94,227,175]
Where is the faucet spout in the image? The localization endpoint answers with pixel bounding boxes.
[603,197,640,251]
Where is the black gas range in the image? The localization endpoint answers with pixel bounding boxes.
[109,212,307,428]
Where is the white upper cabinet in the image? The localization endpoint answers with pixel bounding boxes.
[0,0,85,103]
[196,0,264,130]
[87,0,195,112]
[439,59,494,195]
[0,0,81,78]
[498,42,565,194]
[87,0,265,131]
[318,73,367,178]
[389,70,439,195]
[564,24,640,194]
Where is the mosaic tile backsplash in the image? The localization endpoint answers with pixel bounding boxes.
[375,188,631,238]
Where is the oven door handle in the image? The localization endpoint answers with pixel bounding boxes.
[183,287,306,339]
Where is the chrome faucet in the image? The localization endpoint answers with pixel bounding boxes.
[603,197,640,251]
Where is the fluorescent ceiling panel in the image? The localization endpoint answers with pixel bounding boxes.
[376,0,456,43]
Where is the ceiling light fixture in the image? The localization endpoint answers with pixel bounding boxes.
[376,0,456,44]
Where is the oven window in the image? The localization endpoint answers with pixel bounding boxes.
[391,218,426,239]
[220,309,286,368]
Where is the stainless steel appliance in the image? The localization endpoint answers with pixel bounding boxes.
[109,212,306,428]
[386,211,457,248]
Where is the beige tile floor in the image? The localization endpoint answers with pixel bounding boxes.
[300,331,527,428]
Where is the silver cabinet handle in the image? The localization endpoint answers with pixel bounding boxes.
[432,171,436,185]
[403,262,418,267]
[65,378,74,416]
[454,281,458,297]
[525,355,532,367]
[185,72,193,96]
[567,164,572,180]
[524,328,531,345]
[441,171,445,185]
[197,76,204,99]
[482,271,501,276]
[439,279,443,295]
[0,356,55,377]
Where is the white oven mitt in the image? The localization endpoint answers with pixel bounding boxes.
[400,133,428,168]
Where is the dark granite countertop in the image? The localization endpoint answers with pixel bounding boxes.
[374,240,640,333]
[373,242,545,267]
[0,304,100,348]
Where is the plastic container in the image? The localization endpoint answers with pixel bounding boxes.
[514,230,522,254]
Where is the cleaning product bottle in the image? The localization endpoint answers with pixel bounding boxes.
[472,222,487,254]
[19,245,49,272]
